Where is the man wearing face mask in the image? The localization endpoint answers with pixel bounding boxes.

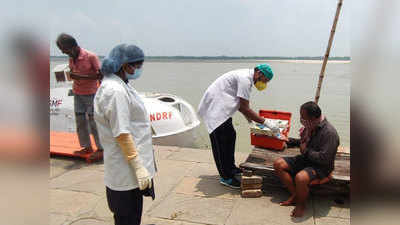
[56,33,103,160]
[93,44,156,225]
[273,101,339,218]
[198,64,277,189]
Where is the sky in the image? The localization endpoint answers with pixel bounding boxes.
[48,0,350,57]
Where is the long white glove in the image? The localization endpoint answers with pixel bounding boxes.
[263,119,280,135]
[129,156,152,190]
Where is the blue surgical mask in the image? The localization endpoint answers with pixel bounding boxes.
[125,66,143,80]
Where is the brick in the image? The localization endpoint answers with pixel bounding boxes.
[241,175,263,185]
[241,189,263,198]
[241,183,262,190]
[242,170,253,177]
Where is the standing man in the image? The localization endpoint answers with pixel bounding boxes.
[56,33,103,159]
[198,64,279,189]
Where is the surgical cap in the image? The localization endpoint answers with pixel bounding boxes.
[101,44,144,75]
[256,64,274,81]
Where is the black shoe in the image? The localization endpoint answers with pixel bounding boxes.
[232,167,243,175]
[234,173,242,182]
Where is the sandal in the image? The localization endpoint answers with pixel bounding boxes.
[74,147,93,155]
[88,149,103,161]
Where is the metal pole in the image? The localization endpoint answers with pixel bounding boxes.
[314,0,344,104]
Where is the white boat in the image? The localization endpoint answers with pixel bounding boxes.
[50,65,201,148]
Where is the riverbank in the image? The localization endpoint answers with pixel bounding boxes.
[50,145,350,225]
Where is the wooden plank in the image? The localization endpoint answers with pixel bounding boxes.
[240,147,350,182]
[253,146,350,159]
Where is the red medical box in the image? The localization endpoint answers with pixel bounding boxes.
[250,110,292,151]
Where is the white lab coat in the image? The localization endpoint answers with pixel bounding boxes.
[198,69,254,134]
[94,74,156,191]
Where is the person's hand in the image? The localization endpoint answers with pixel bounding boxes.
[246,117,252,124]
[279,134,289,142]
[129,157,152,190]
[300,142,307,154]
[69,73,78,80]
[97,72,104,80]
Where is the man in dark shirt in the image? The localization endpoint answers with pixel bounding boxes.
[274,101,340,217]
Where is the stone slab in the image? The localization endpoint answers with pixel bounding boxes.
[312,195,350,219]
[49,146,350,225]
[50,158,85,178]
[167,148,214,164]
[315,217,350,225]
[50,189,100,217]
[93,195,114,222]
[174,177,241,199]
[143,159,197,213]
[70,218,111,225]
[148,193,236,225]
[185,162,219,179]
[50,168,105,195]
[154,145,180,160]
[225,196,315,225]
[142,217,202,225]
[50,213,69,225]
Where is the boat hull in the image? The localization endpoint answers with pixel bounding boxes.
[50,86,202,149]
[152,122,200,148]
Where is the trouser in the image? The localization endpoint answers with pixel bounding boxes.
[106,187,143,225]
[209,118,240,180]
[74,94,103,149]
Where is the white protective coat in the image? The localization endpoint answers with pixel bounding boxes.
[198,69,254,134]
[94,74,156,191]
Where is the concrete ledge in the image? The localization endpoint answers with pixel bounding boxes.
[50,145,350,225]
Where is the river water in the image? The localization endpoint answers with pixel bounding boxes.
[50,58,350,152]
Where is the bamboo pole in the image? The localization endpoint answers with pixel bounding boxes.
[314,0,344,104]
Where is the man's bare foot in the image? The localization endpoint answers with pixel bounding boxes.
[291,204,306,217]
[74,147,93,155]
[280,195,296,206]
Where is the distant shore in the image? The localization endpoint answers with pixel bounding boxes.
[265,59,351,64]
[51,55,351,63]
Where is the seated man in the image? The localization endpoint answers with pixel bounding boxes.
[273,101,340,217]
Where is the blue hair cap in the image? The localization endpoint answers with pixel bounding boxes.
[101,44,144,75]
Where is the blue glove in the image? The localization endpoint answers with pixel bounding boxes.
[256,123,266,129]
